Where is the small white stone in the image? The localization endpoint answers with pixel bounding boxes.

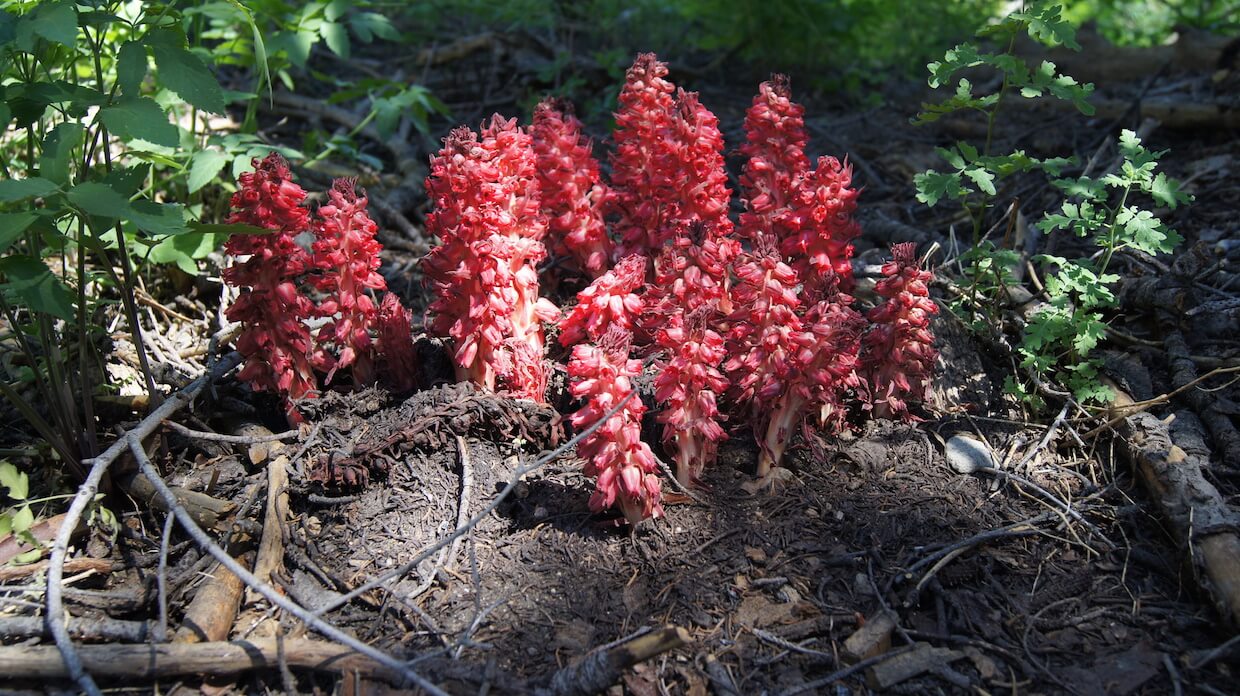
[945,435,997,474]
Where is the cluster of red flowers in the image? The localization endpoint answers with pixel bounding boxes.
[412,55,938,525]
[222,153,417,423]
[422,117,559,402]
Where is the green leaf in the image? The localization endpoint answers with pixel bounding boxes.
[350,12,399,42]
[936,146,965,170]
[0,461,28,499]
[10,505,32,534]
[128,201,188,237]
[12,547,43,565]
[188,149,229,193]
[146,231,220,273]
[148,30,227,114]
[68,182,129,219]
[0,213,40,252]
[321,21,349,58]
[914,170,966,206]
[39,122,84,186]
[28,1,77,47]
[100,97,179,147]
[117,40,148,96]
[0,256,75,320]
[0,178,58,203]
[1149,172,1191,209]
[0,513,8,539]
[1016,4,1080,49]
[964,167,996,195]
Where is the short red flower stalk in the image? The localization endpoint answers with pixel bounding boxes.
[646,225,736,324]
[376,293,418,393]
[424,117,558,400]
[782,156,863,294]
[222,153,319,423]
[739,75,809,246]
[530,98,612,277]
[568,327,663,526]
[559,253,648,348]
[724,241,807,478]
[310,178,386,386]
[654,309,728,487]
[800,292,866,434]
[863,243,939,421]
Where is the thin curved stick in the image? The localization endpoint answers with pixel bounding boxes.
[45,352,242,696]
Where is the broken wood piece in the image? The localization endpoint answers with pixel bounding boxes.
[1105,380,1240,627]
[842,611,897,664]
[252,455,289,588]
[544,625,691,696]
[0,638,397,683]
[865,642,964,690]
[119,472,236,531]
[0,513,80,566]
[0,615,150,643]
[703,654,740,696]
[0,557,113,583]
[174,551,253,644]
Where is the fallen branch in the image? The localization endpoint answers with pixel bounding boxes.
[542,625,691,696]
[45,351,242,696]
[1104,380,1240,627]
[0,616,150,643]
[0,638,397,682]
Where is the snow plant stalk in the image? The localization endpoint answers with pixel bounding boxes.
[423,117,559,402]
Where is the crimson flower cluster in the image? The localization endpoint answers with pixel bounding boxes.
[530,99,612,277]
[863,242,939,420]
[223,153,319,422]
[417,56,937,524]
[423,116,559,401]
[222,153,417,423]
[567,328,663,526]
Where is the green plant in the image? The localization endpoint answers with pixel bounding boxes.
[1061,0,1238,46]
[913,2,1093,331]
[1018,129,1190,403]
[0,460,40,564]
[0,1,259,469]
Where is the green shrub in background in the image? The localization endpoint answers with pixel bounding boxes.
[1060,0,1237,45]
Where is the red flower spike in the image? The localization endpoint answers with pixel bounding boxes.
[609,53,678,258]
[559,254,648,348]
[568,327,663,525]
[424,116,558,401]
[646,225,739,325]
[724,241,807,477]
[310,178,387,386]
[670,90,733,236]
[531,99,612,277]
[863,243,939,421]
[376,293,418,393]
[654,308,728,487]
[782,156,862,294]
[739,75,809,246]
[222,153,319,423]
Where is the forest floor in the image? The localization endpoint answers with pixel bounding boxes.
[3,28,1239,696]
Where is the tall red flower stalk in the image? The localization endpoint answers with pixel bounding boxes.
[310,178,386,386]
[530,98,612,277]
[863,243,938,420]
[423,116,558,401]
[222,153,319,423]
[609,53,677,259]
[738,75,809,246]
[568,327,663,526]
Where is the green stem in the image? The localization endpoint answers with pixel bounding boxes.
[1098,185,1131,276]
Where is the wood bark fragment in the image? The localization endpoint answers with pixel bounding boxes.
[173,551,253,644]
[0,639,398,682]
[0,615,150,643]
[543,626,691,696]
[865,643,964,689]
[0,557,113,582]
[1106,380,1240,627]
[842,611,897,664]
[119,472,236,531]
